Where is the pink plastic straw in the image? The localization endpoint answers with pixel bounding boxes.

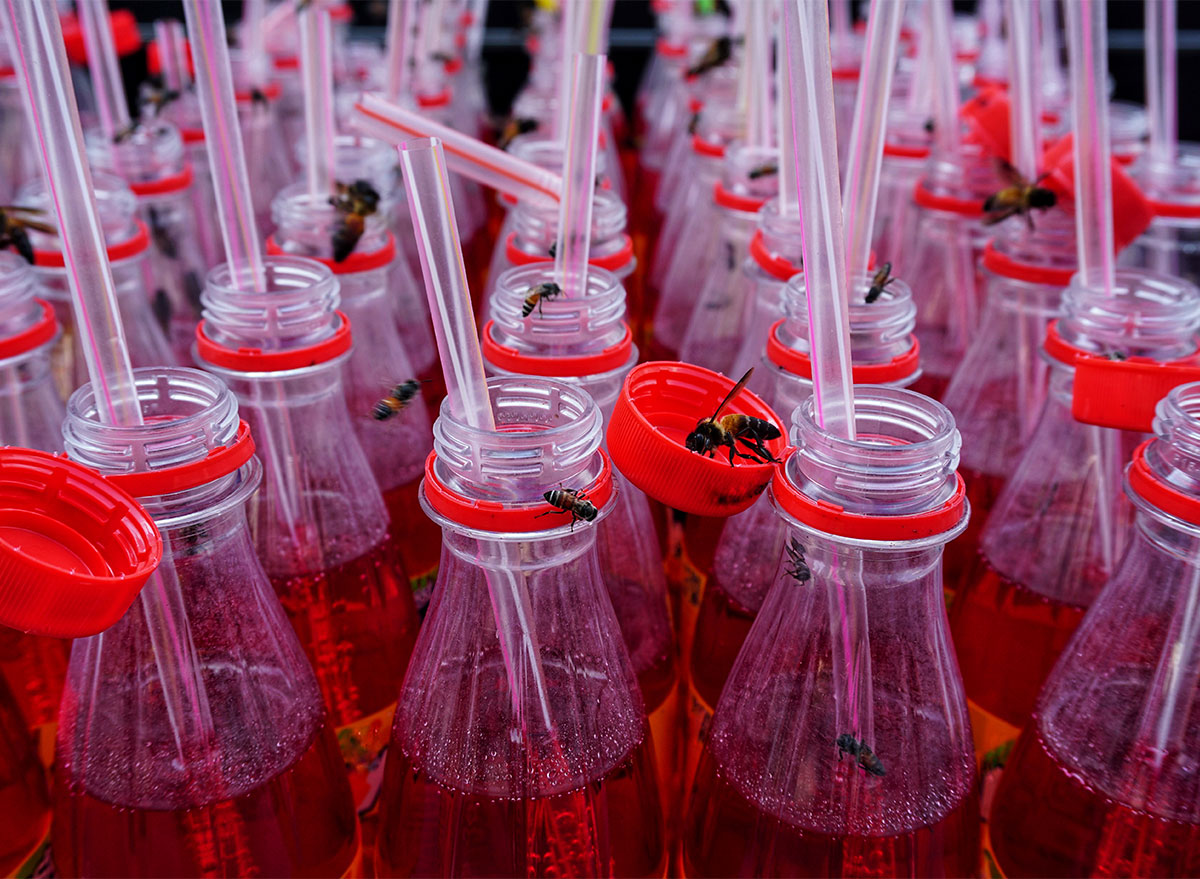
[842,0,904,277]
[183,0,265,291]
[1065,0,1115,296]
[1146,0,1177,167]
[1007,0,1043,180]
[78,0,129,140]
[240,0,270,90]
[741,0,771,150]
[928,0,960,161]
[1,0,140,426]
[554,54,605,300]
[353,93,562,205]
[830,0,853,66]
[554,0,578,141]
[299,4,336,197]
[780,0,855,440]
[153,20,188,91]
[776,30,798,217]
[385,0,420,102]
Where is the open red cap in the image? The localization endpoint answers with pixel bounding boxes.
[607,362,787,517]
[0,448,162,638]
[961,87,1012,162]
[1042,135,1155,252]
[60,9,142,65]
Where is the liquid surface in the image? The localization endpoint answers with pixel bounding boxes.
[53,725,358,878]
[689,575,755,713]
[991,722,1200,878]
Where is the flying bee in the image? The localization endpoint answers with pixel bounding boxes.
[522,281,562,317]
[748,162,778,180]
[784,538,811,583]
[687,35,732,78]
[498,116,539,150]
[329,179,381,262]
[0,206,56,264]
[538,486,598,529]
[835,733,887,777]
[865,261,895,304]
[685,368,782,466]
[983,159,1057,229]
[372,379,425,420]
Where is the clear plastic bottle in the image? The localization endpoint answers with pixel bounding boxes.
[872,111,933,268]
[229,51,293,237]
[989,379,1200,877]
[18,172,176,396]
[0,71,39,204]
[950,269,1200,765]
[1124,144,1200,285]
[683,386,979,878]
[0,674,50,877]
[195,256,421,813]
[373,376,666,878]
[54,366,359,877]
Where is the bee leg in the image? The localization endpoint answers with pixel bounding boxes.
[1025,211,1035,231]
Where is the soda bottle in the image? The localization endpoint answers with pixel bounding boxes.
[485,263,679,814]
[269,143,442,608]
[950,268,1200,768]
[195,256,421,813]
[683,385,979,878]
[988,378,1200,877]
[1125,145,1200,285]
[0,253,69,753]
[374,375,667,878]
[0,675,50,877]
[18,172,175,395]
[687,270,921,794]
[54,366,360,877]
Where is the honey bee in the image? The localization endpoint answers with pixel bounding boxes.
[498,117,539,150]
[784,538,811,583]
[538,487,598,529]
[835,733,887,777]
[983,159,1057,229]
[147,205,178,259]
[923,118,935,135]
[249,87,271,110]
[687,35,732,78]
[865,261,895,304]
[372,379,425,420]
[329,179,381,262]
[522,281,562,317]
[687,112,701,136]
[685,368,782,466]
[0,206,56,264]
[748,162,778,180]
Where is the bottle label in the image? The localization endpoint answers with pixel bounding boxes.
[337,702,396,815]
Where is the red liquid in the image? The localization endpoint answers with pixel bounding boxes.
[272,539,419,730]
[950,554,1086,728]
[383,481,444,602]
[374,738,666,878]
[0,680,49,876]
[991,723,1200,877]
[53,725,359,878]
[637,647,678,718]
[683,751,981,878]
[689,576,755,713]
[942,467,1009,602]
[0,629,68,731]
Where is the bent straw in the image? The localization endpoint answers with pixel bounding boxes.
[299,3,336,197]
[78,0,129,141]
[1146,0,1177,168]
[1,0,140,426]
[554,53,605,301]
[1008,0,1043,180]
[353,92,562,205]
[842,0,904,278]
[385,0,420,102]
[182,0,265,292]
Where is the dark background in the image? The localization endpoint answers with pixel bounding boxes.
[110,1,1200,141]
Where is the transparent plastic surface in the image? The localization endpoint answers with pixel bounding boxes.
[872,115,932,266]
[990,382,1200,877]
[0,675,49,877]
[1123,143,1200,285]
[56,367,358,877]
[0,79,40,205]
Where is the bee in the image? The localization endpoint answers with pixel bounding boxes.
[329,179,381,262]
[835,733,887,777]
[687,112,701,136]
[685,368,782,466]
[865,262,895,304]
[372,379,425,420]
[113,120,140,144]
[144,86,181,118]
[147,206,178,259]
[748,162,778,180]
[498,116,539,150]
[784,538,811,583]
[923,118,935,135]
[983,159,1057,229]
[547,240,556,259]
[249,87,271,110]
[687,35,732,78]
[522,281,562,317]
[538,486,599,529]
[151,288,172,334]
[0,206,56,264]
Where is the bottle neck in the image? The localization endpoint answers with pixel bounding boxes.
[779,271,917,365]
[509,189,627,258]
[1056,269,1200,361]
[271,186,392,270]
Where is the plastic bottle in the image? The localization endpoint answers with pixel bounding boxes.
[682,385,979,878]
[1124,144,1200,285]
[54,366,360,877]
[950,268,1200,768]
[373,376,667,877]
[18,172,176,396]
[0,675,50,877]
[871,109,933,269]
[195,256,421,813]
[229,51,293,236]
[989,379,1200,877]
[0,69,39,204]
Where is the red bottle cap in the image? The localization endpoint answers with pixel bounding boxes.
[482,320,634,378]
[0,299,57,361]
[195,311,353,373]
[33,221,150,268]
[606,362,787,517]
[265,234,398,274]
[1127,440,1200,526]
[960,88,1012,162]
[128,163,195,198]
[913,179,986,216]
[503,232,634,273]
[713,182,767,213]
[0,448,162,638]
[60,9,142,65]
[982,240,1076,287]
[766,320,921,385]
[748,229,802,281]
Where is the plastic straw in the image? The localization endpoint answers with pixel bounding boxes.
[776,29,798,217]
[741,0,771,150]
[842,0,904,277]
[554,0,578,141]
[928,0,960,160]
[353,92,562,205]
[182,0,265,292]
[830,0,852,65]
[1041,1,1066,100]
[1065,0,1115,296]
[154,21,182,91]
[1146,0,1177,167]
[1007,0,1043,180]
[241,0,270,91]
[385,0,420,102]
[582,0,613,55]
[299,4,336,197]
[554,54,605,301]
[780,0,855,440]
[0,0,140,426]
[78,0,129,141]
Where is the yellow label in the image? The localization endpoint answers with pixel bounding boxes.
[337,702,396,815]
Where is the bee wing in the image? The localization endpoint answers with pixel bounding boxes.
[710,368,755,420]
[982,205,1020,227]
[993,158,1026,188]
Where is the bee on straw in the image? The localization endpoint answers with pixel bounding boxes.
[538,487,598,529]
[685,368,782,466]
[523,282,562,317]
[983,159,1057,230]
[329,180,381,262]
[865,262,896,304]
[372,379,426,421]
[836,733,886,777]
